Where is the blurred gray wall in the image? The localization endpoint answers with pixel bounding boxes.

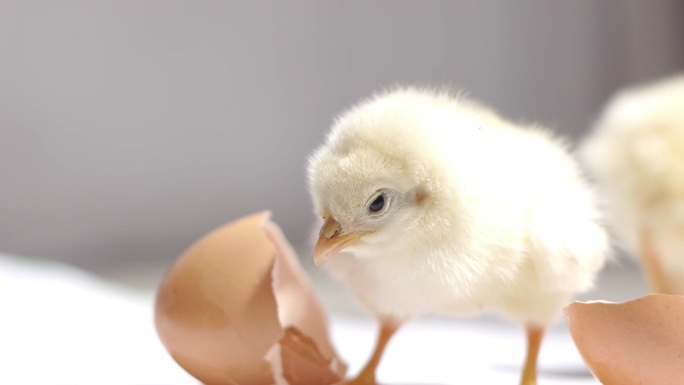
[1,1,683,272]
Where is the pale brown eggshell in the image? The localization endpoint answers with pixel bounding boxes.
[265,327,346,385]
[565,294,684,385]
[155,211,346,385]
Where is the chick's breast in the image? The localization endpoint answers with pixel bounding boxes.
[311,88,608,325]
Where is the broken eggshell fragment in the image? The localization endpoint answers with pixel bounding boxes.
[565,294,684,385]
[155,211,346,385]
[266,327,347,385]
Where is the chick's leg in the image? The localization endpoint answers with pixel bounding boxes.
[519,324,545,385]
[345,320,400,385]
[639,228,673,294]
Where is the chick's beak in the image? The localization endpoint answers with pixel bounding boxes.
[314,214,364,266]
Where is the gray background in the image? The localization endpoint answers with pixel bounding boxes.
[1,1,683,288]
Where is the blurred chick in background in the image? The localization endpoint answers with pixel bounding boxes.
[581,75,684,295]
[307,88,608,385]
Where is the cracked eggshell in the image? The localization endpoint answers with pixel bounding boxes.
[565,294,684,385]
[155,211,345,385]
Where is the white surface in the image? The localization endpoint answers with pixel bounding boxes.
[333,317,597,385]
[0,253,599,384]
[0,253,196,385]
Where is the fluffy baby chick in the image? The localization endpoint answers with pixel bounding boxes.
[581,75,684,294]
[307,88,608,385]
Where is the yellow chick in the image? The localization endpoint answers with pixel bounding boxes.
[307,88,608,385]
[581,75,684,295]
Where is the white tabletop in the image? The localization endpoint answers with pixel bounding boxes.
[0,253,625,384]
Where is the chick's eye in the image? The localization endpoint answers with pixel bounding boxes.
[368,194,385,213]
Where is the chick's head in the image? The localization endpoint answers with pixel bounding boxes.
[309,146,427,265]
[307,91,440,265]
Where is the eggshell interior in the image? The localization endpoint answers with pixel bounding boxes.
[565,294,684,385]
[155,211,345,385]
[266,327,346,385]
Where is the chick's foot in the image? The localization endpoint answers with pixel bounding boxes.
[334,372,378,385]
[519,325,545,385]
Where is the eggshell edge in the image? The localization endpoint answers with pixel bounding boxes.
[564,294,684,385]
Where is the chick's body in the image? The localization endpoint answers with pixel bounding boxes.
[581,75,684,294]
[308,88,608,384]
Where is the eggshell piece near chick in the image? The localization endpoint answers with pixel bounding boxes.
[565,294,684,385]
[155,211,345,385]
[266,327,346,385]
